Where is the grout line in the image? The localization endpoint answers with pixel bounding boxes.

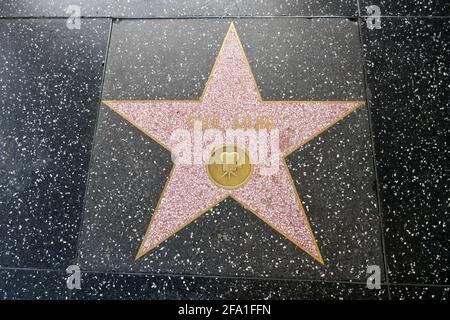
[72,18,114,267]
[0,265,383,287]
[356,2,392,300]
[0,266,61,273]
[79,271,390,291]
[357,15,449,18]
[356,15,392,300]
[357,0,362,17]
[80,270,378,286]
[1,15,449,20]
[1,265,448,288]
[0,15,359,20]
[388,283,450,288]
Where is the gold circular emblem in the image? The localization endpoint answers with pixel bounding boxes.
[206,144,253,190]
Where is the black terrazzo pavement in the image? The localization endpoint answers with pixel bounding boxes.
[0,0,358,18]
[0,1,448,300]
[0,18,110,269]
[361,17,449,286]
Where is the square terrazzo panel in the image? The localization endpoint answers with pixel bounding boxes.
[0,0,359,18]
[361,18,449,285]
[77,18,383,284]
[0,19,110,269]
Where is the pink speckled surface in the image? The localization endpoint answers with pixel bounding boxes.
[105,25,362,262]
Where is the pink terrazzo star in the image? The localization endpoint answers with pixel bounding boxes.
[104,23,363,264]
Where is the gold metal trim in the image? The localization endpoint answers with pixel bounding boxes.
[206,144,254,190]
